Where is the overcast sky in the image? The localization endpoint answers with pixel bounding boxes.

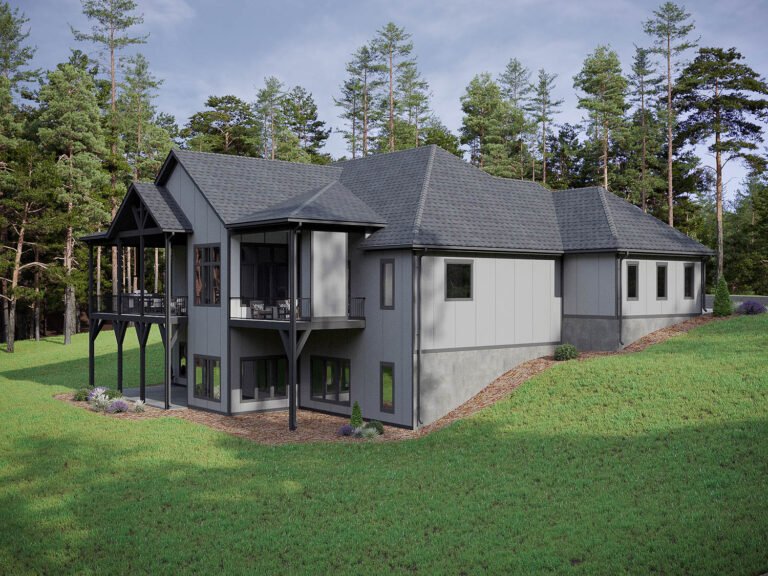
[11,0,768,196]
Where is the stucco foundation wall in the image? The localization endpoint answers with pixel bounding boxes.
[562,317,620,351]
[418,344,556,426]
[622,315,699,345]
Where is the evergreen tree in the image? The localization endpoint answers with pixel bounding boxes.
[498,58,532,108]
[676,47,768,278]
[37,63,109,345]
[0,2,39,94]
[254,76,285,160]
[371,22,413,153]
[395,60,430,148]
[421,117,462,157]
[527,69,563,185]
[644,1,697,226]
[546,123,584,189]
[340,45,385,157]
[460,73,507,170]
[182,95,259,156]
[573,45,628,190]
[498,58,534,179]
[335,76,363,159]
[282,85,330,160]
[73,0,146,296]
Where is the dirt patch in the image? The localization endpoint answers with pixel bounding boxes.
[56,316,718,445]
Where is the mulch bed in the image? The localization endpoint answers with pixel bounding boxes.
[56,316,718,445]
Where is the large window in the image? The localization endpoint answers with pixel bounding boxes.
[684,263,695,299]
[310,356,350,405]
[446,260,473,300]
[656,263,667,300]
[380,259,395,309]
[241,356,287,401]
[194,245,221,306]
[627,262,639,300]
[194,356,221,401]
[380,362,394,414]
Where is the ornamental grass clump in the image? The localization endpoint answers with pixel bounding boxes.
[133,400,146,413]
[90,393,112,412]
[364,420,384,435]
[554,343,579,361]
[737,300,767,315]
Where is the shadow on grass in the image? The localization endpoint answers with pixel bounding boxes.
[1,341,166,390]
[1,415,767,575]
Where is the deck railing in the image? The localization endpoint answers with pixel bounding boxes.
[91,294,188,317]
[348,297,365,319]
[230,296,366,321]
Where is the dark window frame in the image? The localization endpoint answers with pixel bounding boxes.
[683,263,695,299]
[193,355,221,402]
[656,263,668,300]
[310,355,351,406]
[445,259,473,301]
[380,258,395,310]
[240,355,288,403]
[627,261,639,301]
[194,243,221,307]
[380,362,395,414]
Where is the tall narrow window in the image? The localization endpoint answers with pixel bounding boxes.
[241,356,287,401]
[627,262,639,300]
[380,362,394,414]
[380,259,395,309]
[310,356,351,405]
[656,263,667,300]
[684,263,694,299]
[194,356,221,401]
[446,260,473,300]
[194,245,221,306]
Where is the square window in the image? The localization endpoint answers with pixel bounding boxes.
[446,261,472,300]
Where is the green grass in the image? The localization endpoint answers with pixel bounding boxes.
[1,318,767,575]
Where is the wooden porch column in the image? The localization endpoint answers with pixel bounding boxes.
[288,226,298,431]
[88,243,95,388]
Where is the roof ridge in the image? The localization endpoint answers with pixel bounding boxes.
[597,187,619,246]
[288,180,338,217]
[174,148,340,172]
[411,144,436,240]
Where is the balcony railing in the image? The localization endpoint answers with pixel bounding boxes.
[230,296,365,321]
[91,294,188,317]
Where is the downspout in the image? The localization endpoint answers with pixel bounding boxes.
[226,229,232,416]
[413,249,425,428]
[618,252,628,347]
[701,257,707,312]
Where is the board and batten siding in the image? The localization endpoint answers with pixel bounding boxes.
[622,258,701,316]
[563,253,616,317]
[420,255,561,350]
[164,164,230,412]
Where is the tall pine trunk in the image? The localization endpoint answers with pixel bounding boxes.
[64,202,75,345]
[603,121,609,189]
[714,79,724,278]
[33,246,40,341]
[542,114,548,185]
[666,32,674,226]
[388,45,394,152]
[5,214,26,353]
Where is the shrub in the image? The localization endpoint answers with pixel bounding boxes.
[106,399,130,414]
[133,400,146,413]
[737,300,767,315]
[74,387,92,402]
[554,343,578,361]
[357,427,379,439]
[350,401,363,428]
[87,386,108,402]
[364,420,384,435]
[90,393,112,412]
[338,424,354,437]
[713,276,732,317]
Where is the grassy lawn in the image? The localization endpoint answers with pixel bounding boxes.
[1,318,767,575]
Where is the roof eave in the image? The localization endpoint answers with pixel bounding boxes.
[227,217,387,230]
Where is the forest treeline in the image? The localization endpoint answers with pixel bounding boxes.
[1,0,767,351]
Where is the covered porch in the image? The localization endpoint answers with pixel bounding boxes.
[83,182,192,409]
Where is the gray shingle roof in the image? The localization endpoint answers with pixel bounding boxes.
[156,146,712,257]
[133,182,193,232]
[231,180,386,227]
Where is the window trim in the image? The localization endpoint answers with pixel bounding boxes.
[193,354,221,402]
[445,259,474,301]
[380,258,395,310]
[683,262,695,300]
[380,362,395,414]
[239,355,288,403]
[627,261,639,301]
[309,355,351,407]
[656,263,668,300]
[193,243,222,307]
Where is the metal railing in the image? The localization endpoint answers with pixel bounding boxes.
[348,297,365,319]
[91,294,188,317]
[230,296,366,321]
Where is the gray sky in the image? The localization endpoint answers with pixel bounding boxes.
[11,0,768,196]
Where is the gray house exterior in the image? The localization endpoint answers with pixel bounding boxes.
[84,145,713,429]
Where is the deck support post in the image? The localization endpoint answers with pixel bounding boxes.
[114,320,127,392]
[137,322,150,401]
[288,226,298,431]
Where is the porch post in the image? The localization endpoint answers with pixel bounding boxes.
[138,231,146,401]
[88,243,95,388]
[164,233,172,409]
[288,226,297,431]
[116,240,124,392]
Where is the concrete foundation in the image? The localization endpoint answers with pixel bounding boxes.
[563,314,702,352]
[418,343,557,426]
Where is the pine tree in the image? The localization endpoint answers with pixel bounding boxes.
[37,64,109,345]
[282,85,330,160]
[460,73,507,170]
[254,76,286,160]
[644,2,697,226]
[395,60,430,149]
[422,117,462,157]
[498,58,534,179]
[527,69,563,185]
[676,47,768,278]
[573,45,628,190]
[183,95,259,156]
[335,76,363,159]
[371,22,414,152]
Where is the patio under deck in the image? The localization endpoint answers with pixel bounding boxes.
[123,384,189,409]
